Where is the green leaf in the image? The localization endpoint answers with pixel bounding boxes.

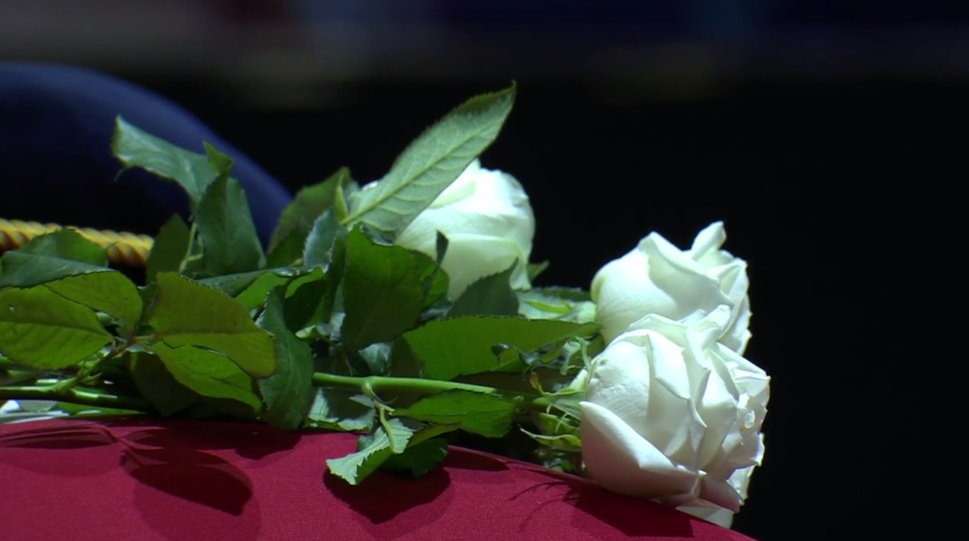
[326,418,414,485]
[256,288,315,430]
[404,316,600,381]
[447,262,518,317]
[518,293,571,317]
[265,228,306,268]
[380,410,411,453]
[532,410,580,436]
[519,289,597,324]
[129,352,199,416]
[303,210,343,267]
[394,390,515,437]
[334,178,350,222]
[283,267,337,332]
[535,287,592,303]
[197,269,274,298]
[112,117,220,207]
[412,251,449,308]
[0,231,108,289]
[45,273,143,328]
[204,142,234,175]
[147,272,276,378]
[181,396,260,421]
[195,175,266,275]
[343,84,516,238]
[269,168,355,254]
[234,272,294,311]
[0,232,140,327]
[146,215,191,281]
[522,430,582,452]
[355,342,392,376]
[307,388,375,431]
[381,437,449,479]
[10,229,107,266]
[0,230,143,326]
[340,228,423,351]
[529,372,585,419]
[527,261,550,281]
[0,287,112,369]
[148,341,262,413]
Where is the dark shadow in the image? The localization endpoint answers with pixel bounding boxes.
[122,446,262,541]
[0,423,118,450]
[324,467,454,540]
[443,448,510,472]
[0,422,121,477]
[566,485,696,539]
[508,480,573,531]
[122,446,254,514]
[119,420,302,462]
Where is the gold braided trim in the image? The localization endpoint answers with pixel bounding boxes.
[0,218,153,267]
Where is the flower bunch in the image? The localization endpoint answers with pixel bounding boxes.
[0,83,768,527]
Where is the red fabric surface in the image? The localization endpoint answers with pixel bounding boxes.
[0,419,757,541]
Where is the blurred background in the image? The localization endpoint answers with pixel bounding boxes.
[1,2,955,540]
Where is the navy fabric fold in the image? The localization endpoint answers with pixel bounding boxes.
[0,62,291,245]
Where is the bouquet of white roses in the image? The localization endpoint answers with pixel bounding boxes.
[0,83,769,528]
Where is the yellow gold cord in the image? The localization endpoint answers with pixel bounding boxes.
[0,218,153,267]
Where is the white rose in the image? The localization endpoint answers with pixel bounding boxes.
[678,464,758,527]
[578,305,769,512]
[387,159,536,299]
[591,222,751,352]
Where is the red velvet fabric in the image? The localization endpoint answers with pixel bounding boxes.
[0,419,756,541]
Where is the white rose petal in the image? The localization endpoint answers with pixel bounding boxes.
[392,159,535,299]
[578,305,770,513]
[678,463,759,527]
[580,401,701,500]
[591,222,751,352]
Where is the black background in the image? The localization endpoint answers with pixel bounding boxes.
[117,75,953,541]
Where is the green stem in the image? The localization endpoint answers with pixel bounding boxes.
[0,385,150,412]
[49,376,80,394]
[312,372,551,411]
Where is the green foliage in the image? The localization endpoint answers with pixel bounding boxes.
[343,84,516,238]
[393,390,516,438]
[381,437,450,478]
[146,272,276,378]
[45,273,143,330]
[307,388,374,431]
[195,175,266,275]
[269,168,356,256]
[257,288,315,430]
[0,287,112,369]
[447,263,518,317]
[146,215,191,281]
[149,341,263,412]
[340,227,423,351]
[129,352,199,416]
[303,210,343,267]
[0,84,608,490]
[527,261,549,281]
[326,417,415,485]
[403,316,600,381]
[0,230,108,288]
[413,251,449,308]
[112,117,221,208]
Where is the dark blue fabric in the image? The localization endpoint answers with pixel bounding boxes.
[0,62,291,245]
